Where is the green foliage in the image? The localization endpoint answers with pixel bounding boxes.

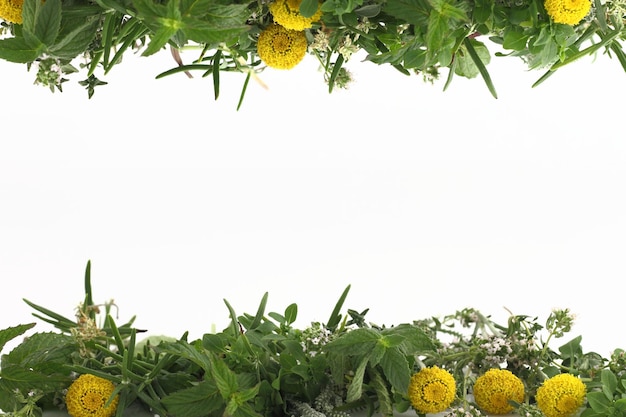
[582,369,626,417]
[3,262,626,417]
[0,0,623,102]
[0,262,440,417]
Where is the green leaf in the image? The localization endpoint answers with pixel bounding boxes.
[601,369,618,398]
[161,380,225,417]
[614,398,626,412]
[178,0,250,46]
[138,0,185,55]
[380,347,410,393]
[383,0,430,27]
[32,0,62,45]
[0,323,35,353]
[427,0,467,20]
[503,27,529,51]
[132,0,166,20]
[586,391,611,412]
[299,0,319,17]
[281,339,307,365]
[594,0,607,31]
[326,284,350,331]
[472,0,492,23]
[202,3,250,27]
[2,332,75,370]
[0,332,74,411]
[320,0,363,15]
[247,292,268,330]
[21,0,39,35]
[553,23,576,47]
[179,0,212,15]
[455,38,490,78]
[463,37,497,98]
[234,385,260,404]
[369,340,386,366]
[159,340,214,371]
[49,16,100,59]
[284,303,298,325]
[231,402,263,417]
[532,25,552,46]
[403,47,427,69]
[0,365,68,410]
[355,3,381,17]
[426,10,448,55]
[0,37,42,63]
[346,354,369,402]
[550,27,620,70]
[83,260,94,316]
[236,71,250,111]
[370,368,393,416]
[142,25,179,56]
[22,298,77,331]
[382,324,436,353]
[324,328,381,354]
[328,54,344,93]
[209,354,239,399]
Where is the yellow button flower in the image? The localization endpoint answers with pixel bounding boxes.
[407,366,456,414]
[473,368,525,415]
[544,0,591,25]
[269,0,322,30]
[65,374,119,417]
[0,0,24,24]
[536,373,586,417]
[257,23,308,69]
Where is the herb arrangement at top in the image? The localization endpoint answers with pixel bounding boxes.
[1,260,626,417]
[0,0,624,102]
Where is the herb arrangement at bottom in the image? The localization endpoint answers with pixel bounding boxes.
[0,261,625,417]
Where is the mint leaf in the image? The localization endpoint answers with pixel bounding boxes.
[161,380,224,417]
[379,347,410,393]
[209,354,238,399]
[0,323,35,353]
[34,0,61,45]
[49,16,100,59]
[0,37,42,63]
[324,328,381,355]
[383,0,430,26]
[382,324,436,353]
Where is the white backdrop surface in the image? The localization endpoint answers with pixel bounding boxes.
[1,47,625,358]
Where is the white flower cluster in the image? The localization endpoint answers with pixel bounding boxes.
[479,336,513,368]
[444,403,485,417]
[300,322,332,355]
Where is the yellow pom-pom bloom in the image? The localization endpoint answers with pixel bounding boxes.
[65,374,119,417]
[473,369,525,415]
[0,0,23,24]
[269,0,322,30]
[407,366,457,414]
[257,23,308,69]
[536,374,586,417]
[544,0,591,25]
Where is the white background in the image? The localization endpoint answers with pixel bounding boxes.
[1,45,626,357]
